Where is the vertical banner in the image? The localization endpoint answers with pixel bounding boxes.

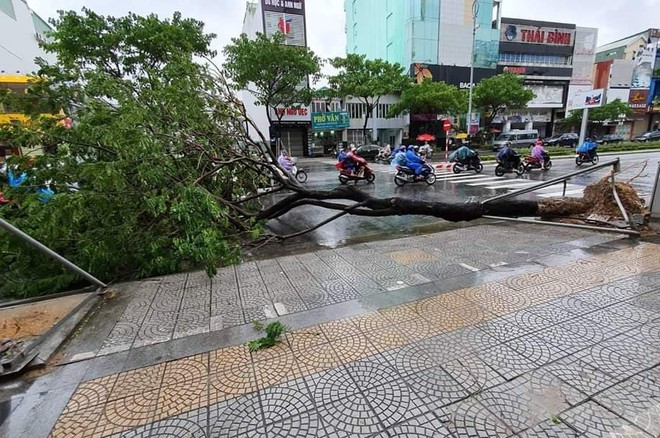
[261,0,306,47]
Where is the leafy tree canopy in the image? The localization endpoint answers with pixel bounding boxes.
[328,54,411,139]
[0,9,272,298]
[560,99,633,129]
[472,73,535,127]
[223,32,322,124]
[388,79,466,118]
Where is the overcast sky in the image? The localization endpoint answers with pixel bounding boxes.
[28,0,660,65]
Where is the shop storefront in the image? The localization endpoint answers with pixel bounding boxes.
[310,111,349,155]
[497,18,577,137]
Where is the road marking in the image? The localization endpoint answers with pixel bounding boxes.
[449,176,502,184]
[536,189,585,198]
[459,263,480,272]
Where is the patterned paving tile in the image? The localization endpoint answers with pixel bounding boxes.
[542,356,617,398]
[94,389,160,437]
[259,378,314,425]
[560,401,650,438]
[381,343,437,377]
[438,397,514,437]
[264,409,324,437]
[406,365,468,409]
[208,392,264,437]
[373,412,453,437]
[317,393,384,437]
[110,364,166,401]
[516,419,580,437]
[305,366,360,406]
[572,343,649,381]
[441,354,505,394]
[364,379,429,428]
[343,354,402,391]
[594,369,660,437]
[476,343,539,380]
[505,334,568,367]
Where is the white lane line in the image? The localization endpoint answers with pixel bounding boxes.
[537,189,585,198]
[459,263,481,272]
[532,184,583,193]
[434,173,485,180]
[483,182,539,190]
[449,176,502,184]
[468,178,528,187]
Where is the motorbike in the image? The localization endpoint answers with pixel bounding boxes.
[336,162,376,184]
[394,163,436,186]
[452,154,483,174]
[290,158,307,183]
[374,153,393,164]
[495,158,524,177]
[575,151,599,166]
[523,153,552,172]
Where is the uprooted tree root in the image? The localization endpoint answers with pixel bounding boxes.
[539,175,650,226]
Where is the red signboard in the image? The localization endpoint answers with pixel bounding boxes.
[443,120,451,131]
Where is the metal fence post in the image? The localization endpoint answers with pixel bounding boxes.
[0,218,107,289]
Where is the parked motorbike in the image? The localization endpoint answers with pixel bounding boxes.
[495,158,524,177]
[394,163,436,186]
[452,154,483,174]
[523,153,552,172]
[575,151,599,166]
[336,163,376,184]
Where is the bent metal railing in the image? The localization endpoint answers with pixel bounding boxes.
[0,218,108,289]
[481,158,640,237]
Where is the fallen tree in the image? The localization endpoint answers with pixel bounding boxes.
[0,10,647,299]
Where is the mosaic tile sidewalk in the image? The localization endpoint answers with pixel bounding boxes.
[49,242,660,437]
[93,224,625,357]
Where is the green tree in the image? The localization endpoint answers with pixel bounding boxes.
[472,73,535,129]
[387,79,466,118]
[0,9,276,298]
[328,54,411,142]
[223,32,321,135]
[560,99,633,132]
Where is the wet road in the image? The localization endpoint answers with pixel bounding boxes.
[261,152,660,250]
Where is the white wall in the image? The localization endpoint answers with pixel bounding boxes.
[240,1,271,140]
[0,0,55,74]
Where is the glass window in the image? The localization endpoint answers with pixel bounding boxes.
[0,0,16,19]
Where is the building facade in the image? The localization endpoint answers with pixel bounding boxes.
[593,29,660,138]
[1,0,54,75]
[241,0,311,157]
[345,0,501,69]
[495,18,597,137]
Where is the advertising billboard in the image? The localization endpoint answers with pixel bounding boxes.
[311,112,349,131]
[262,0,305,14]
[571,88,605,110]
[501,24,575,46]
[526,84,566,108]
[631,42,658,89]
[261,0,306,47]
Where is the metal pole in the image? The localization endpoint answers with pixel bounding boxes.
[445,135,449,163]
[466,0,478,139]
[0,217,107,288]
[483,158,620,204]
[482,215,640,237]
[578,107,589,146]
[611,173,632,229]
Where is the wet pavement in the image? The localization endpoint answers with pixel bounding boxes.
[275,151,660,248]
[2,223,660,437]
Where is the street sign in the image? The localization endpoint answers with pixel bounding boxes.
[443,120,451,131]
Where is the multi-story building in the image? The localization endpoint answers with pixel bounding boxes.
[1,0,55,159]
[495,18,597,137]
[241,0,311,157]
[593,29,660,138]
[345,0,501,69]
[1,0,54,75]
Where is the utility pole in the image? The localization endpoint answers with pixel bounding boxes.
[578,108,589,146]
[466,0,479,140]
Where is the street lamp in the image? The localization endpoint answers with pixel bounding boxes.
[466,0,479,140]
